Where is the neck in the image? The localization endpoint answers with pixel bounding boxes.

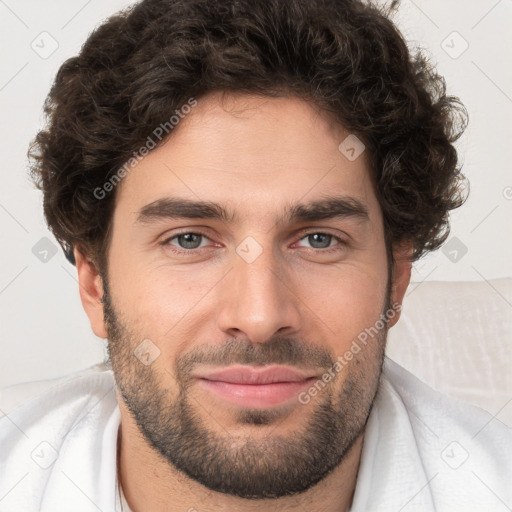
[117,415,364,512]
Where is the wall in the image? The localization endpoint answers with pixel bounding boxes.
[0,0,511,388]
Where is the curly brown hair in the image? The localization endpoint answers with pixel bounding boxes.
[29,0,468,272]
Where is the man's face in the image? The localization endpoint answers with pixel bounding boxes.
[99,92,396,498]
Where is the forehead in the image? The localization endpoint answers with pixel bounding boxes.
[114,91,380,225]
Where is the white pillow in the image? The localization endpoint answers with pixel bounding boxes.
[386,278,512,427]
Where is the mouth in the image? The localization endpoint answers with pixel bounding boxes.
[193,365,318,408]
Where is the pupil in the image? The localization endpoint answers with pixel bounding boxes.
[180,233,201,249]
[310,233,331,249]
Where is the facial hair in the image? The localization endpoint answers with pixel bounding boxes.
[103,277,391,499]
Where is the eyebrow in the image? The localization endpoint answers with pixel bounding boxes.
[136,195,370,225]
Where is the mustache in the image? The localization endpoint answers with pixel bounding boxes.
[175,337,335,377]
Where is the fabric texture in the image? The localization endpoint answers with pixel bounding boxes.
[386,278,512,426]
[0,357,510,512]
[118,479,133,512]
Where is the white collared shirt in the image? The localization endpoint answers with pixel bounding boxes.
[117,478,133,512]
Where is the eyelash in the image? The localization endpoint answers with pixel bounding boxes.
[160,230,348,256]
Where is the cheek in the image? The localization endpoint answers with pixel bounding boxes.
[108,260,222,344]
[295,263,387,346]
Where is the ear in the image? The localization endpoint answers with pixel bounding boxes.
[74,247,108,339]
[387,242,413,328]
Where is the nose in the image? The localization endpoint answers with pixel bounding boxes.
[216,241,302,344]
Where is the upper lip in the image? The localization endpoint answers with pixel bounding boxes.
[194,365,318,385]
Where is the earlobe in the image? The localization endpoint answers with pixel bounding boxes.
[387,242,413,328]
[74,247,108,339]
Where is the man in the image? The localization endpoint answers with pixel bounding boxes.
[1,0,510,511]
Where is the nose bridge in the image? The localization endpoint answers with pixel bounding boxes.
[216,236,301,343]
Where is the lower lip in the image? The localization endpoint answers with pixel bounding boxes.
[197,378,315,408]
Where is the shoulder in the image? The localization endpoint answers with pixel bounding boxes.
[381,356,510,441]
[0,362,119,444]
[0,365,120,510]
[379,357,512,510]
[0,362,113,414]
[0,363,118,437]
[0,364,120,510]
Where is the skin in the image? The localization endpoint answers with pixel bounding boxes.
[76,91,412,512]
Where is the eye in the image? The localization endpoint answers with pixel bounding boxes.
[164,232,212,252]
[295,232,346,252]
[160,230,347,256]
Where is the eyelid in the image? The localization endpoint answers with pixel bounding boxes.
[161,229,215,249]
[160,226,215,242]
[161,227,349,254]
[293,227,349,242]
[292,230,348,251]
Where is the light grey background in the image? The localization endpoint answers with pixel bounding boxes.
[1,0,511,389]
